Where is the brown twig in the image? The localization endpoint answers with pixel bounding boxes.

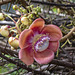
[0,49,75,70]
[51,59,75,70]
[65,47,75,51]
[31,0,75,7]
[60,27,75,42]
[0,44,18,57]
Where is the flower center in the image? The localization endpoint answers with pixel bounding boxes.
[32,34,50,52]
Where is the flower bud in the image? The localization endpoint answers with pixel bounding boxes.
[37,6,41,13]
[27,6,30,9]
[0,25,9,37]
[30,5,34,8]
[21,17,29,25]
[22,9,27,13]
[0,13,4,20]
[13,5,18,10]
[34,12,38,14]
[28,14,33,18]
[8,37,19,49]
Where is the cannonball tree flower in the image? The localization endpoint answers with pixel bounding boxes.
[19,18,62,65]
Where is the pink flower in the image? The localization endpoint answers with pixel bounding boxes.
[19,18,62,65]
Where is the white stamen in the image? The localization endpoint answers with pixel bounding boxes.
[35,41,49,52]
[35,36,50,52]
[42,37,50,41]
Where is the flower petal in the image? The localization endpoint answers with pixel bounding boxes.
[19,46,34,65]
[48,41,59,52]
[19,29,34,48]
[29,18,44,33]
[33,50,54,64]
[41,25,62,41]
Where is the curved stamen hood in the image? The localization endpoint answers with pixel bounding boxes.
[32,34,50,52]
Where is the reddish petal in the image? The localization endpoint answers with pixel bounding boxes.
[48,41,59,52]
[19,46,34,65]
[19,29,34,48]
[33,50,54,64]
[29,18,44,33]
[41,25,62,41]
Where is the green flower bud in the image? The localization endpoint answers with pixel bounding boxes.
[33,8,37,11]
[34,12,38,14]
[26,6,30,10]
[13,5,18,10]
[30,5,34,8]
[28,14,33,18]
[20,7,23,11]
[37,6,41,12]
[36,14,39,17]
[22,9,27,13]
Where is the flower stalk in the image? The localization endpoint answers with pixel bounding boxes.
[5,14,16,24]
